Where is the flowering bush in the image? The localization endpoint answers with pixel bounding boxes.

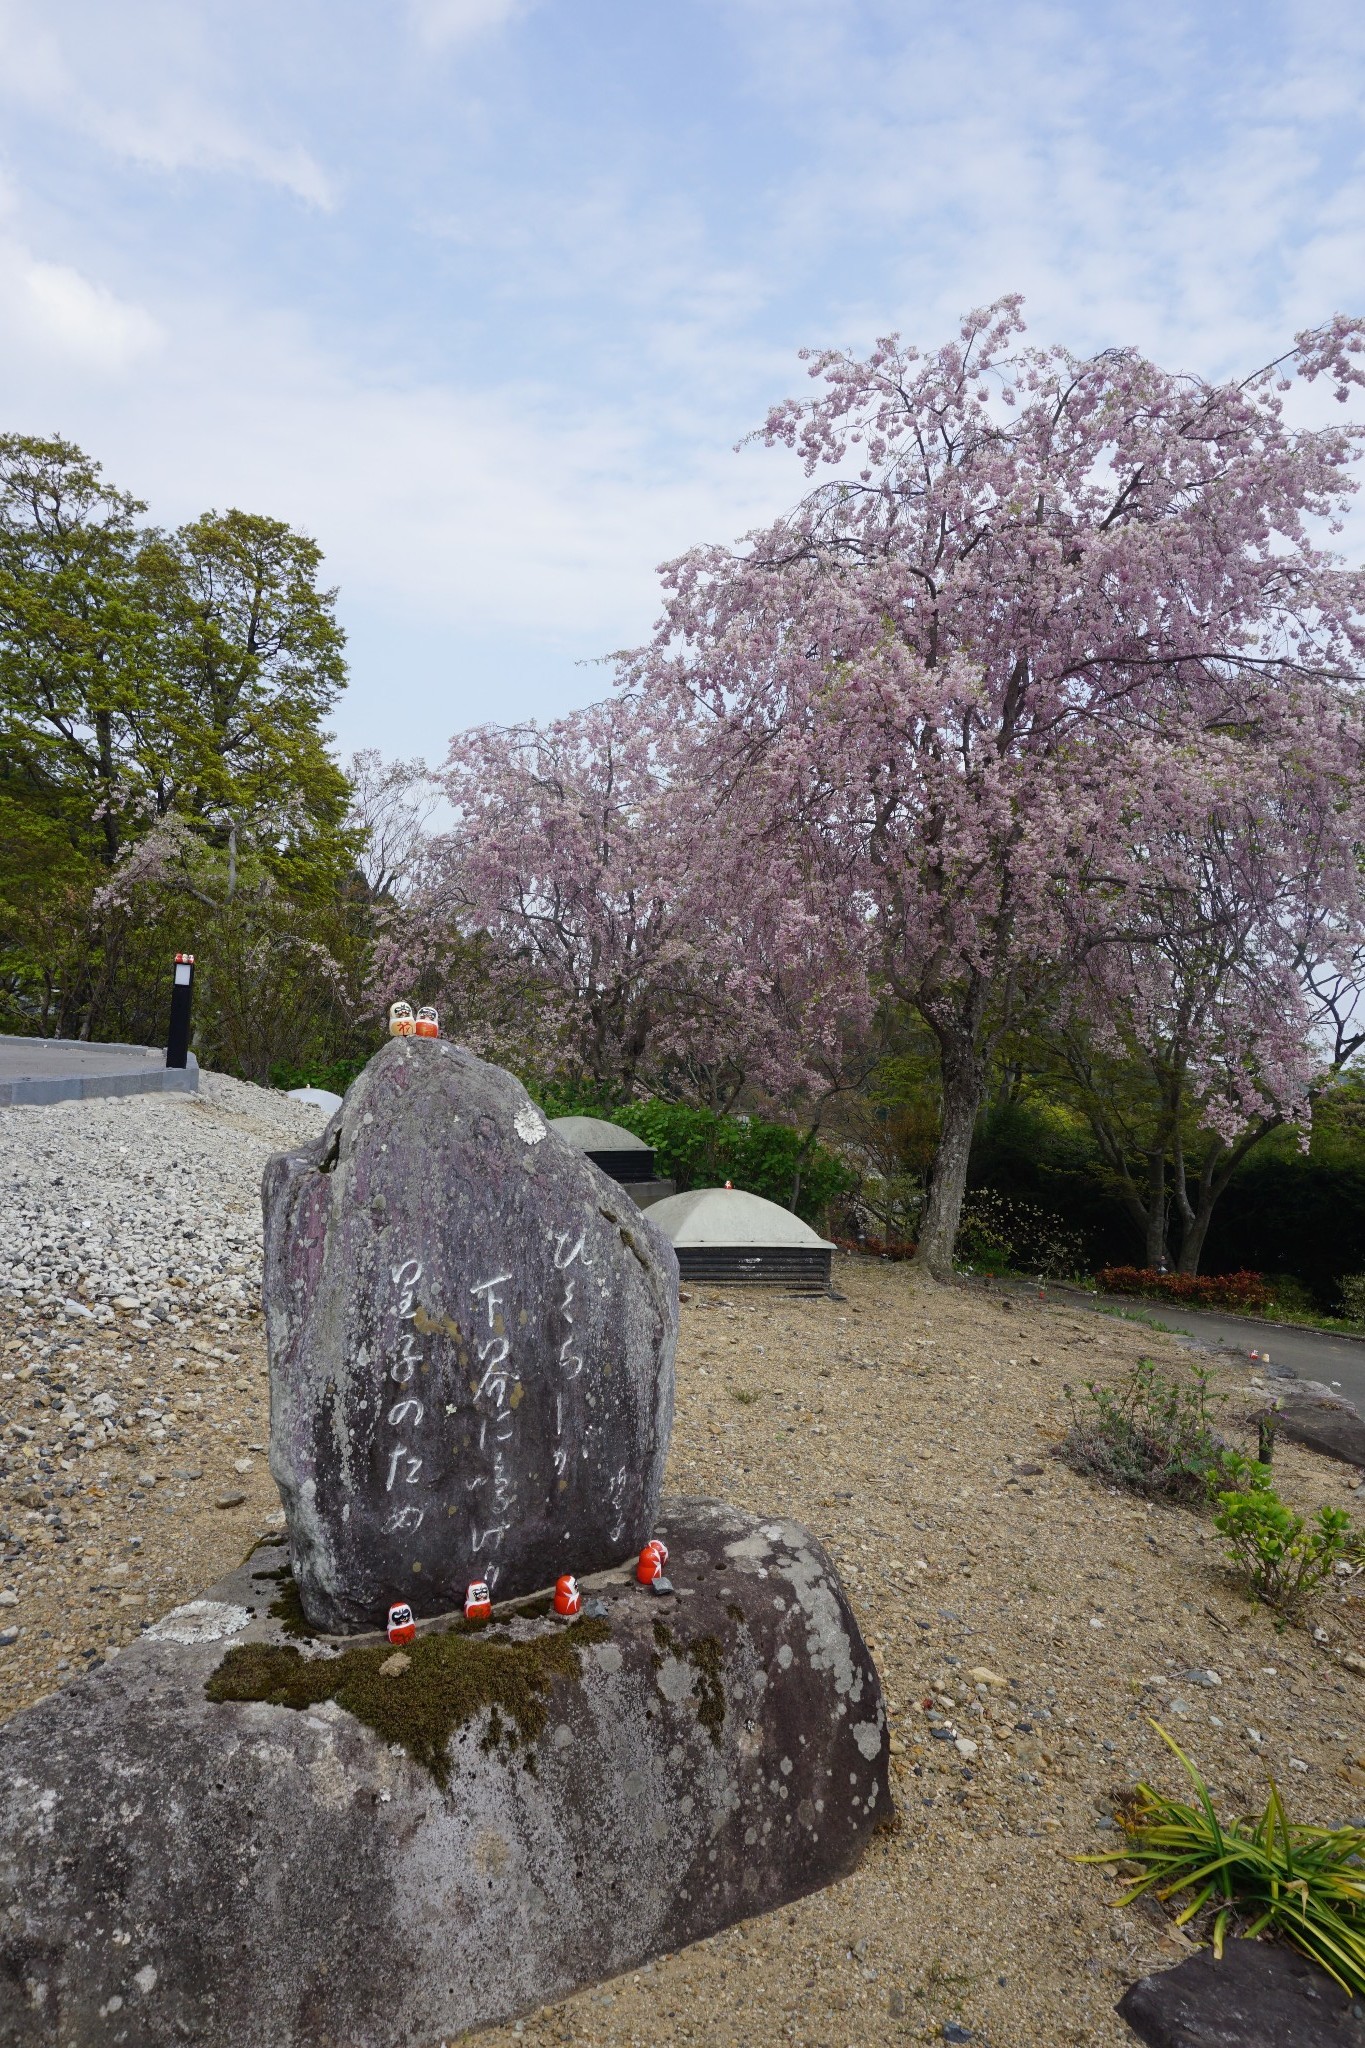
[958,1191,1090,1279]
[1339,1273,1365,1325]
[1096,1267,1275,1314]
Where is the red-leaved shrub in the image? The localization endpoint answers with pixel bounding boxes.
[835,1234,917,1262]
[1096,1267,1275,1314]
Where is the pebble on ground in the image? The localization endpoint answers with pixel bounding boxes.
[2,1074,1364,2047]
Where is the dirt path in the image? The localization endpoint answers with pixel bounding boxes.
[4,1259,1364,2046]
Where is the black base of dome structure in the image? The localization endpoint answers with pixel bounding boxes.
[675,1246,832,1292]
[585,1147,657,1182]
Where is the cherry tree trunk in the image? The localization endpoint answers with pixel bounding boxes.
[1144,1150,1171,1270]
[913,1041,986,1282]
[1174,1202,1214,1276]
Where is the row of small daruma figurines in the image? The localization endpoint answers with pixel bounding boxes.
[383,1541,673,1645]
[389,1002,440,1038]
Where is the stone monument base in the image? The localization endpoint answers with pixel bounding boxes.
[0,1498,889,2048]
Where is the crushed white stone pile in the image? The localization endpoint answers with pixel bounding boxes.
[0,1071,327,1329]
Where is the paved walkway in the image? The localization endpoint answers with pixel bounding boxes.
[1056,1286,1365,1413]
[0,1036,197,1107]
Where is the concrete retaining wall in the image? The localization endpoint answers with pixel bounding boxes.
[0,1036,198,1108]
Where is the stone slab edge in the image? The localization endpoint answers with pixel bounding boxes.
[0,1046,198,1108]
[1117,1937,1365,2045]
[1260,1387,1365,1470]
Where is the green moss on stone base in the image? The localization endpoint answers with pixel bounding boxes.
[205,1617,610,1787]
[650,1620,727,1748]
[250,1567,317,1641]
[685,1635,726,1746]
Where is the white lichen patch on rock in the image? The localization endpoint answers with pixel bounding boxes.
[773,1537,864,1706]
[513,1104,547,1145]
[146,1600,251,1645]
[852,1719,883,1760]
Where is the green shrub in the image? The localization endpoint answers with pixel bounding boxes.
[532,1094,855,1227]
[1212,1458,1364,1613]
[1265,1273,1317,1318]
[1339,1273,1365,1325]
[1060,1360,1230,1502]
[1083,1722,1365,1994]
[271,1055,372,1098]
[848,1171,924,1251]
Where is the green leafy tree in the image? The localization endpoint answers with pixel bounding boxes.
[140,509,352,871]
[0,433,363,1055]
[0,433,161,863]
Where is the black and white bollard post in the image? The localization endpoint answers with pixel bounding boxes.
[166,953,195,1070]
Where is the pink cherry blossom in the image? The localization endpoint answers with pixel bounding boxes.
[625,300,1365,1275]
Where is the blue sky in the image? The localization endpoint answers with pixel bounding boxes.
[1,0,1364,765]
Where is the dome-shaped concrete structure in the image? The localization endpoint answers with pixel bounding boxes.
[549,1114,657,1185]
[286,1086,344,1115]
[648,1187,834,1291]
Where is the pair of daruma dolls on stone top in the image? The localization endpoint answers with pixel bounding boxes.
[388,1000,439,1038]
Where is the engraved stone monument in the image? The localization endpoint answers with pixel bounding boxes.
[262,1037,678,1631]
[0,1037,893,2046]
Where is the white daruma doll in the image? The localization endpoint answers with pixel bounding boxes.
[388,1001,416,1038]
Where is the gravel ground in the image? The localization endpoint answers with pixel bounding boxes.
[0,1071,323,1323]
[3,1085,1365,2045]
[0,1075,320,1705]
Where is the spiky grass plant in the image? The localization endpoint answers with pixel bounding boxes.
[1081,1723,1365,1995]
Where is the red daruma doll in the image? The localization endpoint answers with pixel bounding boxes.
[388,1001,416,1038]
[464,1580,492,1622]
[636,1540,669,1585]
[387,1601,417,1646]
[414,1005,440,1039]
[553,1574,582,1617]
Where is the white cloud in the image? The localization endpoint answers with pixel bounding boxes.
[1,0,1364,764]
[90,104,334,208]
[0,240,162,373]
[408,0,530,49]
[0,0,334,205]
